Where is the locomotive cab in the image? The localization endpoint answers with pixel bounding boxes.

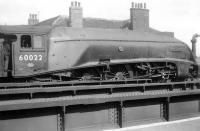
[0,26,51,79]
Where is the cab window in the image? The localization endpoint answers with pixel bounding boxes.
[33,35,44,49]
[21,35,31,48]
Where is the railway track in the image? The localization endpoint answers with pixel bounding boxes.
[0,79,199,110]
[0,79,198,96]
[0,79,200,131]
[0,86,199,111]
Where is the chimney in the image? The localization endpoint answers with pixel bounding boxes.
[192,41,196,58]
[28,13,39,25]
[191,34,200,58]
[69,1,83,28]
[130,2,149,31]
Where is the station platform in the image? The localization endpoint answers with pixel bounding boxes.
[107,116,200,131]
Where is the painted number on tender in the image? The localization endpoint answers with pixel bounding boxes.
[19,55,43,61]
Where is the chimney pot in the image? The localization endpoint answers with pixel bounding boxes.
[130,2,149,31]
[28,13,39,25]
[71,1,73,6]
[144,3,146,9]
[132,2,134,8]
[69,1,83,28]
[140,3,143,8]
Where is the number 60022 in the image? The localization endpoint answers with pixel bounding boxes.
[19,55,42,61]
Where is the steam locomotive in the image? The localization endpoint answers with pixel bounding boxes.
[0,25,198,82]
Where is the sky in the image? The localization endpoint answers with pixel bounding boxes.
[0,0,200,56]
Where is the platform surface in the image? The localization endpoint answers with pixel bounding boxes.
[105,116,200,131]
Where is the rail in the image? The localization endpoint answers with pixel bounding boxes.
[0,79,199,100]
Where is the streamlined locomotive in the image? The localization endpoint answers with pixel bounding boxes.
[0,25,198,82]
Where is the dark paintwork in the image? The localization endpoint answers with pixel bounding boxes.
[48,27,197,78]
[0,26,197,78]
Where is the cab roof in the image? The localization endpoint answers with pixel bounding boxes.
[0,25,52,35]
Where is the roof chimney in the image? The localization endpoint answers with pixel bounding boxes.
[69,1,83,28]
[28,13,39,25]
[130,2,149,31]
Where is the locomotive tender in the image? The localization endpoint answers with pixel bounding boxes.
[0,25,198,82]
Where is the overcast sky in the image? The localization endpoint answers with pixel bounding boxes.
[0,0,200,56]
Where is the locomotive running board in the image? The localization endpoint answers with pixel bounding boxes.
[0,80,200,131]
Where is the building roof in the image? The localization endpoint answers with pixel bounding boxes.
[0,25,52,34]
[37,15,174,37]
[37,15,129,29]
[37,16,68,27]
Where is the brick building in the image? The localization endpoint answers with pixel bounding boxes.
[35,1,174,37]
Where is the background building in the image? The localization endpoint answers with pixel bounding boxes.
[35,1,174,38]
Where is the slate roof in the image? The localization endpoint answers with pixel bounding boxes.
[37,15,129,29]
[36,15,174,37]
[0,25,51,34]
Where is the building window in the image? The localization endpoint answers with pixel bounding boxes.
[33,35,44,49]
[21,35,31,48]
